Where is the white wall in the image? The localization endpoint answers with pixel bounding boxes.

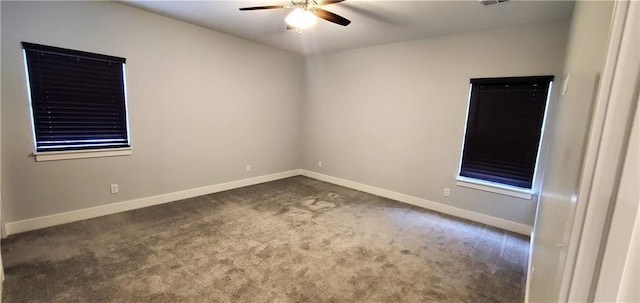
[527,1,614,302]
[302,20,569,226]
[1,1,305,223]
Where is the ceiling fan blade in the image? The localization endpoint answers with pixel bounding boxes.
[239,5,285,11]
[316,0,346,5]
[311,7,351,26]
[286,25,297,30]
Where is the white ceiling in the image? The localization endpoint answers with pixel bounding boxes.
[123,0,574,55]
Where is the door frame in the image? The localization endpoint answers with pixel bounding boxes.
[558,1,639,301]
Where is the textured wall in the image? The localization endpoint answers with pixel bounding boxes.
[302,20,570,225]
[1,1,305,222]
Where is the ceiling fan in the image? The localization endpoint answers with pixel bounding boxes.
[239,0,351,30]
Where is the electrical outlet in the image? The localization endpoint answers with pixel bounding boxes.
[444,188,450,197]
[246,165,251,172]
[318,161,323,168]
[110,184,119,194]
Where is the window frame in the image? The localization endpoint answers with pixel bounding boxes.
[22,42,132,161]
[456,76,554,199]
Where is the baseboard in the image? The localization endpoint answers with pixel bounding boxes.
[5,169,532,236]
[4,169,301,236]
[300,170,533,236]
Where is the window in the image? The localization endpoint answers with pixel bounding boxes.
[458,76,553,191]
[22,42,130,157]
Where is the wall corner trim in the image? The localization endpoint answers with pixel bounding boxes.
[4,169,302,236]
[300,169,533,236]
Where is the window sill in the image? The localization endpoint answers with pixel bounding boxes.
[456,176,534,200]
[33,148,132,162]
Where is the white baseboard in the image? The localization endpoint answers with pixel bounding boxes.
[4,170,301,236]
[4,169,532,236]
[300,170,533,236]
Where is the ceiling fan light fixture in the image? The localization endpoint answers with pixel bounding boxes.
[285,8,317,29]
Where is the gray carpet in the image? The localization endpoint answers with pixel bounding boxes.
[1,176,529,302]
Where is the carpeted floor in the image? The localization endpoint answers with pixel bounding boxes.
[1,176,529,302]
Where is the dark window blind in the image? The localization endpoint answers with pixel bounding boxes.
[22,42,129,152]
[460,76,553,189]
